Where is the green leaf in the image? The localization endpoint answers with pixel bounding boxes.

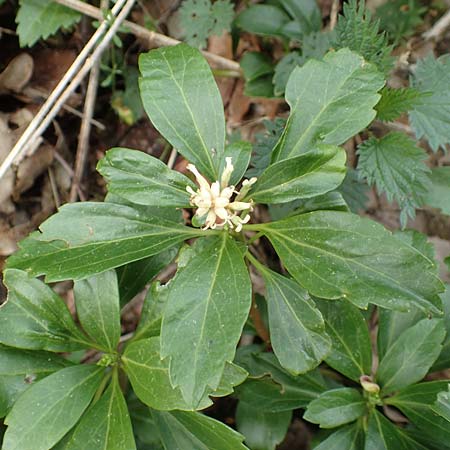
[255,211,443,314]
[272,49,384,162]
[259,268,331,374]
[128,396,163,449]
[7,202,199,282]
[235,5,290,37]
[314,299,371,382]
[433,384,450,422]
[16,0,81,47]
[386,381,450,445]
[219,141,252,186]
[314,423,365,450]
[357,132,430,226]
[250,145,346,204]
[425,166,450,216]
[338,169,369,213]
[97,148,195,208]
[61,372,135,450]
[236,402,291,450]
[273,52,304,97]
[333,0,394,74]
[0,269,91,352]
[139,44,225,180]
[377,318,446,393]
[74,270,121,352]
[240,52,275,98]
[375,87,424,122]
[2,365,104,450]
[365,409,429,450]
[161,234,252,407]
[433,287,450,370]
[278,0,322,36]
[304,388,366,428]
[152,409,248,450]
[409,54,450,152]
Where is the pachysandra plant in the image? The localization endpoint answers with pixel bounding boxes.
[1,43,449,449]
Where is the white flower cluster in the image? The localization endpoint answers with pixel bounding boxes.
[186,158,256,232]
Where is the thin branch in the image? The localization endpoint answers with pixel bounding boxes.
[329,0,340,31]
[423,8,450,41]
[54,0,241,72]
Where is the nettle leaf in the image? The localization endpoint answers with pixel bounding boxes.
[151,409,248,450]
[315,299,372,382]
[7,202,200,282]
[253,211,443,313]
[333,0,394,74]
[304,388,366,429]
[97,148,195,208]
[161,235,251,408]
[314,423,364,450]
[61,373,135,450]
[16,0,81,47]
[250,145,346,204]
[425,166,450,216]
[236,402,291,450]
[375,87,424,122]
[260,268,331,374]
[272,49,384,162]
[377,318,446,393]
[410,54,450,152]
[434,384,450,422]
[0,269,91,352]
[139,44,225,180]
[365,409,429,450]
[386,381,450,444]
[235,4,290,37]
[74,270,121,353]
[357,132,430,226]
[2,365,104,450]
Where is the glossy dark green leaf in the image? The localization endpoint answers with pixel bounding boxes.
[272,49,384,162]
[128,396,163,449]
[254,210,443,313]
[151,409,248,450]
[315,298,372,381]
[0,269,91,352]
[250,145,346,204]
[161,234,252,408]
[219,141,252,186]
[386,381,450,443]
[7,202,200,282]
[97,148,195,207]
[61,373,136,450]
[365,410,429,450]
[377,318,446,393]
[260,268,330,374]
[235,5,290,37]
[139,44,225,181]
[74,270,121,352]
[314,423,365,450]
[236,401,291,450]
[2,365,104,450]
[304,388,366,428]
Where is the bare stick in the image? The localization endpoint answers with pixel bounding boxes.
[0,0,131,181]
[423,8,450,41]
[329,0,340,31]
[54,0,241,71]
[167,148,178,169]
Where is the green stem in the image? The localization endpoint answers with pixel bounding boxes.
[245,250,267,274]
[92,368,113,404]
[246,231,264,245]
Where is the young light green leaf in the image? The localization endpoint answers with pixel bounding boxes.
[74,270,121,353]
[236,402,291,450]
[314,423,364,450]
[3,365,104,450]
[260,268,331,374]
[161,235,251,408]
[16,0,81,47]
[433,384,450,423]
[139,44,225,180]
[272,49,384,162]
[61,373,136,450]
[375,87,424,122]
[97,148,195,208]
[315,299,372,381]
[235,4,290,37]
[250,145,346,204]
[255,211,443,314]
[409,54,450,152]
[357,132,430,226]
[425,167,450,216]
[0,269,91,352]
[377,318,446,393]
[304,388,366,428]
[151,410,248,450]
[219,141,252,186]
[7,202,200,282]
[365,409,430,450]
